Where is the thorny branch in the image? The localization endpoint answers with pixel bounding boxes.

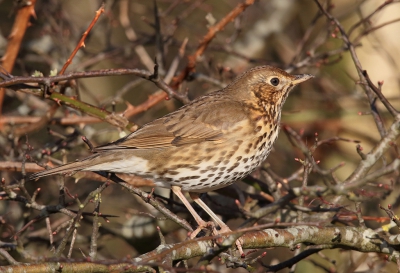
[2,1,400,272]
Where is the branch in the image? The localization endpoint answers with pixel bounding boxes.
[2,226,399,272]
[59,4,105,75]
[0,67,188,104]
[172,0,255,88]
[0,0,37,114]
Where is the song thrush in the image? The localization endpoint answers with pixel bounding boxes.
[30,66,313,254]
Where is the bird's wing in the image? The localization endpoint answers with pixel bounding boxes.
[95,96,249,150]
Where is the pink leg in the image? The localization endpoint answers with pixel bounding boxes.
[189,192,244,255]
[171,186,214,238]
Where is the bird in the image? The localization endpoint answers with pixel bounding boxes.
[30,65,313,254]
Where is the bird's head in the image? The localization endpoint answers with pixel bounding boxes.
[227,66,313,109]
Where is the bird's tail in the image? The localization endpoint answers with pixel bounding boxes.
[29,153,103,180]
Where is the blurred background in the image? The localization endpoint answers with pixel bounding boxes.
[1,0,400,272]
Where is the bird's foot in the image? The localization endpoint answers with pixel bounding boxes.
[189,221,244,257]
[216,225,244,257]
[189,220,216,239]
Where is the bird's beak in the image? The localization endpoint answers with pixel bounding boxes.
[291,74,314,85]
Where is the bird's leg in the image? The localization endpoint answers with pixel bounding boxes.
[189,192,244,256]
[171,186,215,239]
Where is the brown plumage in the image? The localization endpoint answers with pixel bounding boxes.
[30,66,313,254]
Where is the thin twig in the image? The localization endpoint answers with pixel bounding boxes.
[59,4,105,75]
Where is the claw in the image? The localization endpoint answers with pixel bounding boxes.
[189,221,215,239]
[218,225,244,256]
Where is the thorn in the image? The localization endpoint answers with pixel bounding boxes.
[356,144,367,160]
[146,188,155,202]
[235,199,242,208]
[157,226,166,245]
[82,136,94,152]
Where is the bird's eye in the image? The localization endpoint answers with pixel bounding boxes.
[270,77,280,86]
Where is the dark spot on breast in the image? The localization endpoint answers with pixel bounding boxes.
[223,160,230,165]
[200,169,208,174]
[255,126,262,132]
[268,131,273,138]
[243,158,249,163]
[214,160,222,166]
[173,164,188,169]
[167,170,179,175]
[208,173,215,177]
[219,167,226,171]
[227,162,240,173]
[200,178,208,182]
[179,175,200,181]
[236,156,242,161]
